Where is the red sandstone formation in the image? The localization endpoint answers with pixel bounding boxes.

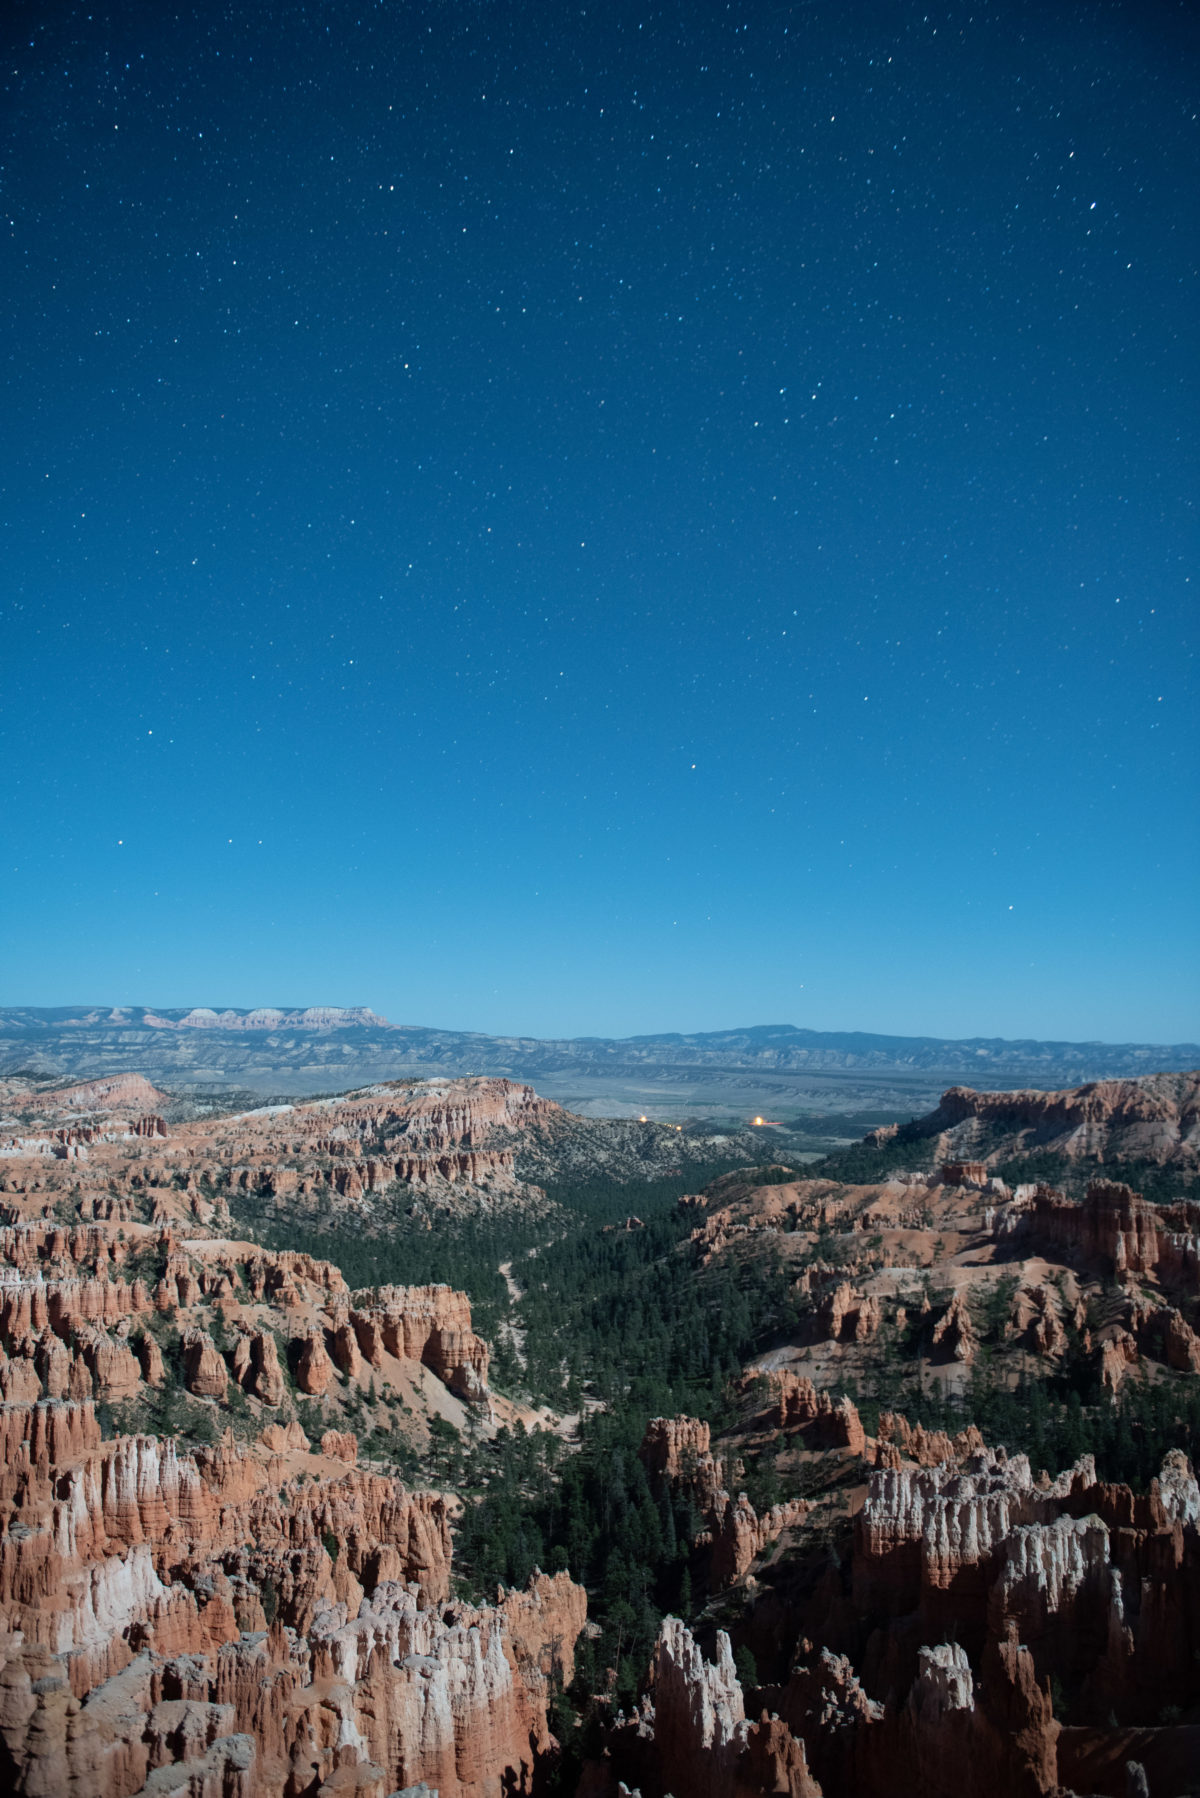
[0,1397,584,1796]
[294,1327,336,1395]
[134,1330,165,1387]
[640,1411,815,1590]
[608,1440,1199,1798]
[909,1071,1200,1168]
[941,1160,990,1188]
[344,1284,491,1400]
[1011,1281,1069,1357]
[217,1076,561,1218]
[19,1072,172,1116]
[819,1280,882,1343]
[645,1617,821,1796]
[930,1289,977,1363]
[0,1112,585,1797]
[708,1489,812,1588]
[874,1411,985,1468]
[1024,1181,1200,1287]
[330,1317,365,1379]
[756,1371,866,1454]
[231,1328,285,1406]
[320,1427,358,1464]
[1159,1306,1200,1372]
[639,1415,725,1508]
[0,1075,567,1230]
[182,1329,228,1399]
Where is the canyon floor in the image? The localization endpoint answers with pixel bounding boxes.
[0,1067,1196,1795]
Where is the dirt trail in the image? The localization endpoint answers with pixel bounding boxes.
[498,1259,528,1370]
[496,1255,586,1442]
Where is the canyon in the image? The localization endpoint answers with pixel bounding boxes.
[0,1063,1196,1794]
[0,1163,586,1793]
[0,1071,758,1214]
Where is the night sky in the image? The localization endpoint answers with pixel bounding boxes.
[3,0,1197,1042]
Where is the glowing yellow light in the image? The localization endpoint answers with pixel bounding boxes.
[753,1116,765,1126]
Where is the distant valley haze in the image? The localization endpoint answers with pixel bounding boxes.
[3,1005,1196,1124]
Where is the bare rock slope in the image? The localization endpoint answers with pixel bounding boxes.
[2,1072,758,1229]
[876,1070,1200,1169]
[0,1189,586,1794]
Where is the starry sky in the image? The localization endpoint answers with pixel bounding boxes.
[2,0,1197,1043]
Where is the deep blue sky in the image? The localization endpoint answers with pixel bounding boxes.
[2,0,1196,1042]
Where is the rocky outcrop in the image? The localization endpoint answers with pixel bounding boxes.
[1154,1306,1200,1371]
[0,1151,587,1798]
[648,1617,821,1797]
[0,1389,584,1796]
[0,1566,581,1798]
[317,1429,355,1466]
[293,1328,335,1395]
[709,1444,1200,1798]
[639,1415,725,1510]
[899,1072,1200,1168]
[330,1318,364,1379]
[854,1448,1096,1634]
[709,1490,811,1588]
[1011,1282,1069,1357]
[181,1330,227,1399]
[0,1065,762,1229]
[874,1412,986,1469]
[134,1331,166,1387]
[230,1330,284,1406]
[761,1372,867,1454]
[1097,1327,1140,1393]
[75,1324,143,1400]
[941,1160,990,1189]
[930,1290,977,1363]
[639,1410,816,1592]
[21,1072,172,1116]
[820,1281,882,1343]
[346,1286,490,1400]
[1026,1182,1200,1288]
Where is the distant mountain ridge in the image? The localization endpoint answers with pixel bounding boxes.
[522,1021,1200,1076]
[5,1004,389,1033]
[0,1006,1195,1096]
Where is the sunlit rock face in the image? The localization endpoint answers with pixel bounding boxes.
[0,1175,584,1796]
[603,1424,1199,1798]
[343,1284,491,1400]
[648,1617,821,1798]
[913,1073,1200,1169]
[0,1394,585,1796]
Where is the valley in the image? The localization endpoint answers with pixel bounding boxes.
[4,1007,1197,1120]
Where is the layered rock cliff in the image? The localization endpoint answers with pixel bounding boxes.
[603,1438,1199,1798]
[0,1210,584,1796]
[888,1071,1200,1170]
